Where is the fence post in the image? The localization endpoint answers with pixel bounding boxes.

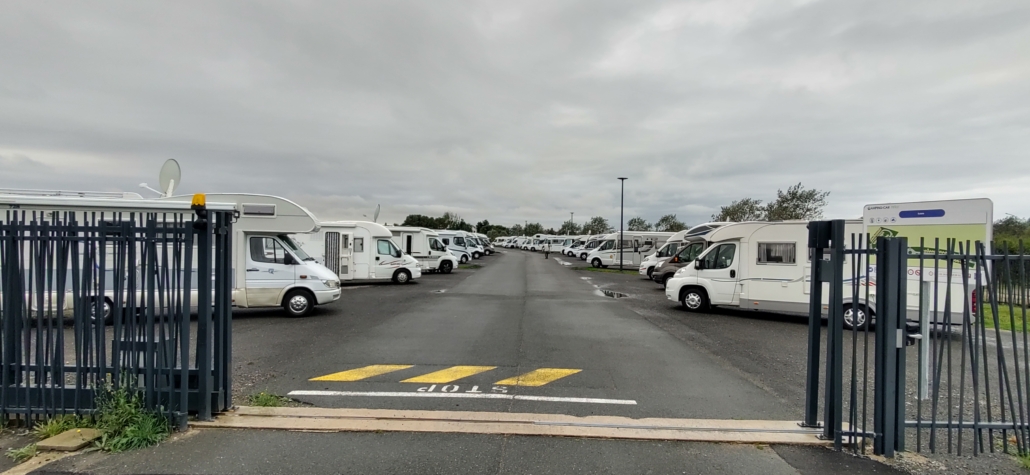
[874,236,908,456]
[193,197,213,421]
[804,221,830,428]
[822,220,846,447]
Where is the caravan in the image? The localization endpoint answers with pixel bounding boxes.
[298,221,422,284]
[584,232,675,268]
[388,226,459,274]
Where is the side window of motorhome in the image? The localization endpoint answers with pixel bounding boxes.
[430,238,445,252]
[251,237,286,265]
[701,244,736,270]
[758,242,796,264]
[354,238,364,253]
[455,237,466,246]
[442,238,450,245]
[377,240,394,256]
[341,235,350,249]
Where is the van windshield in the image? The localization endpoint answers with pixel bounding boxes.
[598,240,615,251]
[279,234,313,261]
[677,242,706,261]
[656,243,674,258]
[585,240,602,250]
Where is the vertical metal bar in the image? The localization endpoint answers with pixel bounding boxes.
[196,208,213,421]
[803,222,825,428]
[894,237,908,454]
[875,236,902,457]
[848,233,860,451]
[1001,244,1027,456]
[823,220,845,447]
[178,223,194,429]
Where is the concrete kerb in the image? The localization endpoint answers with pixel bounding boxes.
[192,406,829,446]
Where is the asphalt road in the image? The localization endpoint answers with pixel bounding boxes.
[32,250,980,474]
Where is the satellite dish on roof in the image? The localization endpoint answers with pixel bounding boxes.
[372,204,381,223]
[158,159,181,197]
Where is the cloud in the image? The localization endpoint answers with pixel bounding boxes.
[1,0,1028,230]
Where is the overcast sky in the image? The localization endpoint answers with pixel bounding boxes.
[2,1,1028,229]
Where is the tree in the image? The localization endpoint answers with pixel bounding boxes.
[509,224,525,236]
[401,214,443,228]
[765,183,830,221]
[712,198,766,222]
[525,222,544,235]
[627,217,652,231]
[654,214,687,232]
[581,216,612,235]
[441,212,463,229]
[994,215,1030,253]
[558,220,582,235]
[543,228,557,235]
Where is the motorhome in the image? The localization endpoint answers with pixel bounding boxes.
[492,236,509,246]
[662,220,969,329]
[584,232,676,268]
[473,233,495,255]
[389,226,458,274]
[576,235,607,260]
[436,230,483,260]
[649,223,733,287]
[640,223,732,279]
[561,235,590,256]
[298,221,422,284]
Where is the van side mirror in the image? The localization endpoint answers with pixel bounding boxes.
[395,250,403,258]
[284,254,297,265]
[671,257,679,263]
[694,259,703,270]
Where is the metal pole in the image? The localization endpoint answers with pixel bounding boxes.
[618,178,627,270]
[803,221,829,428]
[823,220,845,446]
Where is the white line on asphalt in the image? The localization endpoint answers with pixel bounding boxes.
[287,390,638,405]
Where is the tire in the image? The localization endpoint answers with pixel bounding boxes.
[440,260,453,274]
[591,258,602,268]
[460,254,469,264]
[662,274,673,289]
[646,267,655,278]
[680,287,709,312]
[89,297,114,325]
[283,290,315,317]
[393,269,412,284]
[843,304,871,330]
[472,252,482,259]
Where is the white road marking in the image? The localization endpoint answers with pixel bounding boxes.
[288,390,637,405]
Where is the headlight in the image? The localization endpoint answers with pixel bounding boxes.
[323,279,340,289]
[674,268,687,276]
[657,260,666,266]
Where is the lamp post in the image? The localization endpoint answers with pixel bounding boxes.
[570,212,574,235]
[618,177,627,270]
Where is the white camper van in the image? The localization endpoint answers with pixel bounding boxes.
[662,220,970,329]
[585,232,676,268]
[639,223,732,278]
[300,221,422,284]
[437,230,483,259]
[389,226,459,274]
[577,235,607,260]
[163,193,343,317]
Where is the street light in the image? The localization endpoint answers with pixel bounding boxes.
[570,212,574,235]
[618,177,627,270]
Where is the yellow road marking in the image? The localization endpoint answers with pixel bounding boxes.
[495,368,582,387]
[310,365,414,382]
[401,366,498,384]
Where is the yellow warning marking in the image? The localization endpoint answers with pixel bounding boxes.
[401,366,498,384]
[310,365,414,382]
[495,368,582,387]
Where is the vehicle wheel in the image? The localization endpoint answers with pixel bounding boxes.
[473,252,482,259]
[440,261,454,274]
[646,267,655,278]
[89,297,114,324]
[680,288,709,312]
[843,304,871,330]
[460,254,469,264]
[283,290,315,317]
[591,258,602,268]
[393,269,412,284]
[662,274,673,289]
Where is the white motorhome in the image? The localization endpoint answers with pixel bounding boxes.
[561,235,590,256]
[662,220,969,329]
[576,235,607,260]
[299,221,422,284]
[473,233,495,255]
[639,223,732,278]
[389,226,458,274]
[492,236,509,246]
[585,232,676,268]
[436,230,483,260]
[163,193,343,317]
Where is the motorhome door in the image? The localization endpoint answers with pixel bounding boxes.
[324,231,355,281]
[245,236,297,307]
[698,242,741,305]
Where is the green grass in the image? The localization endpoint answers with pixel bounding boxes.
[459,264,483,270]
[92,384,170,452]
[32,414,92,440]
[573,266,639,275]
[983,304,1029,332]
[1019,453,1030,471]
[5,444,38,463]
[247,392,291,407]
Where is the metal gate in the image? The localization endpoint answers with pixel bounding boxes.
[0,203,233,428]
[805,220,1030,457]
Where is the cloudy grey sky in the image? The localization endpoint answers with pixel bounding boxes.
[2,0,1028,229]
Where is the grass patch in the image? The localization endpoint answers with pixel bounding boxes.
[247,392,291,407]
[573,266,639,275]
[459,264,483,270]
[5,444,38,463]
[92,384,170,452]
[1019,453,1030,471]
[983,304,1029,332]
[32,414,92,440]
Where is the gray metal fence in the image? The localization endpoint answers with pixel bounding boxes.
[0,206,233,428]
[806,220,1029,458]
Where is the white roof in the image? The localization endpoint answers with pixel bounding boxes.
[322,220,393,238]
[165,193,318,233]
[0,195,235,212]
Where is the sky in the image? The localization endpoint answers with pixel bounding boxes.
[1,0,1028,230]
